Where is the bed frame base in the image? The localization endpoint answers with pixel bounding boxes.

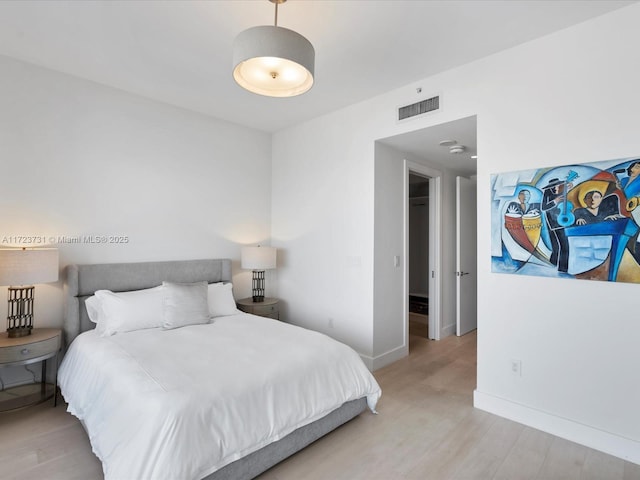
[207,397,367,480]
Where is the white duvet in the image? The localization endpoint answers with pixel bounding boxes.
[59,313,381,480]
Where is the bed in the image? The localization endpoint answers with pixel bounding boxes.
[59,258,381,480]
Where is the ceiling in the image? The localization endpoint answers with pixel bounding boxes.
[379,115,478,177]
[0,1,634,134]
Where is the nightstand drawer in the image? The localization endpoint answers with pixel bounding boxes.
[0,334,61,364]
[250,304,278,316]
[236,298,280,320]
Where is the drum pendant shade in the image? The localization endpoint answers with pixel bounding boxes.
[232,0,314,98]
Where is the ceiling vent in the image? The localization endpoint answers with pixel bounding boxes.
[398,95,440,121]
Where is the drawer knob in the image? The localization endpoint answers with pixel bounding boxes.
[21,348,30,355]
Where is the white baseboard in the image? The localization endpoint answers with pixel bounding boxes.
[474,390,640,465]
[359,343,409,372]
[440,322,455,338]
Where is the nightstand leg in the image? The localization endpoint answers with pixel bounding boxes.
[41,359,46,395]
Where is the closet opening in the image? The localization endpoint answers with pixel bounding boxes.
[408,172,430,340]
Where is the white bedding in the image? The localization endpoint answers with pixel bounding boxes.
[59,313,381,480]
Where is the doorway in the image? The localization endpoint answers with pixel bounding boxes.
[379,115,478,346]
[408,172,430,339]
[405,161,442,343]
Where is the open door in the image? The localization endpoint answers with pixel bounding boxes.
[456,176,477,336]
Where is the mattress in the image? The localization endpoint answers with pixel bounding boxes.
[59,313,381,480]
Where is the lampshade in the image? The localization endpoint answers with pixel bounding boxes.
[241,246,277,270]
[232,0,314,97]
[0,248,59,286]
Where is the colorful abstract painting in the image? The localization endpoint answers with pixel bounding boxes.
[491,157,640,283]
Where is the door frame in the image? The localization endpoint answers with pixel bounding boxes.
[404,159,442,342]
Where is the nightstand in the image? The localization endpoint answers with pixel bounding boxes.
[0,328,62,411]
[236,297,280,320]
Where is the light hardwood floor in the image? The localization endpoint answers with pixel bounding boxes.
[1,331,638,480]
[408,312,428,339]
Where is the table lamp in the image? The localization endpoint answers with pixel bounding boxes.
[241,246,276,302]
[0,248,59,337]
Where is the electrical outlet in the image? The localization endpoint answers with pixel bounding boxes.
[328,318,334,329]
[511,359,522,377]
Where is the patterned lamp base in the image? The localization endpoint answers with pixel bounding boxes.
[7,286,34,338]
[252,270,266,302]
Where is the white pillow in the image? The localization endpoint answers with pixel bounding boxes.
[85,295,102,324]
[162,281,211,329]
[84,295,106,336]
[93,286,164,336]
[208,282,240,317]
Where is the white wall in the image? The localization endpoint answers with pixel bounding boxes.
[272,3,640,463]
[0,55,272,385]
[372,142,405,366]
[470,7,640,461]
[271,107,378,356]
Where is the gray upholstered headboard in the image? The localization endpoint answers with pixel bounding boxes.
[63,258,232,349]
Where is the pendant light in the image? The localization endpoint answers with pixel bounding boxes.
[232,0,315,97]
